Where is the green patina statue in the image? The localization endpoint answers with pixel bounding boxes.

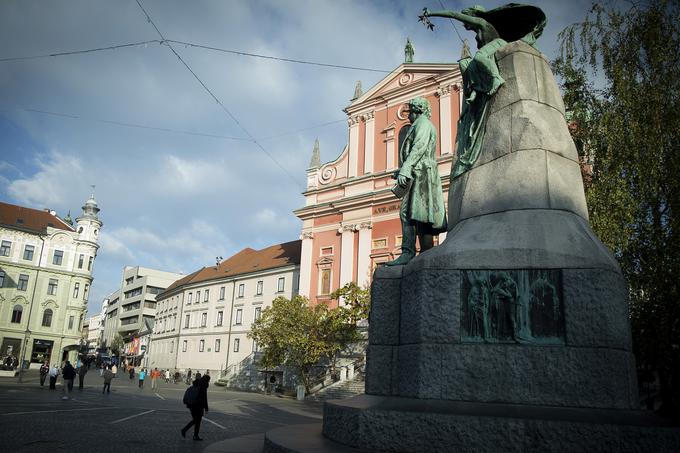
[386,97,447,266]
[420,3,546,179]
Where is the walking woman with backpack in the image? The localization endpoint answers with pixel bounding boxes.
[180,375,210,441]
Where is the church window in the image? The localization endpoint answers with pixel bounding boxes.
[320,269,331,295]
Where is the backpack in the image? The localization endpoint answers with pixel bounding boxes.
[183,385,199,406]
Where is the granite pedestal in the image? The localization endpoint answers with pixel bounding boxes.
[264,40,680,453]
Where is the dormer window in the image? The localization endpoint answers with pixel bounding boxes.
[78,227,83,233]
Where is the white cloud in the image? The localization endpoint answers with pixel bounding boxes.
[7,150,83,207]
[254,208,276,223]
[98,231,135,260]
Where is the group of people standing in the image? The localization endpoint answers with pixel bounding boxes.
[39,360,78,399]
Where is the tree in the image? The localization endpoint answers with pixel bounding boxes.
[110,334,124,356]
[249,284,370,392]
[555,0,680,415]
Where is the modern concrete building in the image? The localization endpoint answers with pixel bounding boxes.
[0,196,101,368]
[83,313,102,354]
[101,266,182,353]
[295,55,462,307]
[148,240,301,387]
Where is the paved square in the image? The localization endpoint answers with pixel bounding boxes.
[0,370,322,452]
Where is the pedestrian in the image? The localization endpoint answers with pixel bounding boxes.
[165,369,170,384]
[174,370,180,384]
[150,367,160,390]
[111,363,117,376]
[62,361,76,400]
[186,368,192,385]
[39,361,49,386]
[102,366,114,394]
[180,375,210,441]
[100,363,104,376]
[49,364,59,389]
[78,362,88,390]
[138,368,146,389]
[129,367,135,381]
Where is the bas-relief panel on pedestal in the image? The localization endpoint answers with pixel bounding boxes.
[461,269,564,344]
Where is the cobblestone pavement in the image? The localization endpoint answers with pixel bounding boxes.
[0,370,322,452]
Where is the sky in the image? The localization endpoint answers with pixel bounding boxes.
[0,0,594,315]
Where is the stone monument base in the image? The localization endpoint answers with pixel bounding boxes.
[262,394,680,453]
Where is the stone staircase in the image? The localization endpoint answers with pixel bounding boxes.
[308,372,365,401]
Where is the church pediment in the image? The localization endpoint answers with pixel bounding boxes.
[348,64,458,109]
[316,256,334,267]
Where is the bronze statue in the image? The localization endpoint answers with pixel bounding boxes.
[386,97,447,266]
[420,4,546,178]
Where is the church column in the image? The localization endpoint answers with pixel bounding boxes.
[339,224,356,297]
[298,232,314,298]
[356,222,373,288]
[364,112,375,174]
[348,116,360,178]
[438,85,454,155]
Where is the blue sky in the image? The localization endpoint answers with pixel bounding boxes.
[0,0,594,314]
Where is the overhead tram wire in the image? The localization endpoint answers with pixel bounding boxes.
[165,40,391,74]
[0,40,162,63]
[9,107,249,141]
[436,0,466,44]
[135,0,299,185]
[257,119,347,141]
[1,105,345,142]
[1,38,391,73]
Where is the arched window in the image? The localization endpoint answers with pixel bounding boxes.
[11,305,22,323]
[41,309,53,327]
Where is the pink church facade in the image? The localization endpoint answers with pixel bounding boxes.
[295,63,463,307]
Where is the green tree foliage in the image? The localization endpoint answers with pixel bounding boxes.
[555,0,680,415]
[248,284,370,392]
[110,334,124,356]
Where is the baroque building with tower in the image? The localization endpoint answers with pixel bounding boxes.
[295,54,463,305]
[0,195,101,368]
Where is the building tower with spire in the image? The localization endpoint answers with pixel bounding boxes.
[0,189,104,370]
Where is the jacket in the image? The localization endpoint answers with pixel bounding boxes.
[62,364,76,380]
[103,370,114,384]
[397,115,447,231]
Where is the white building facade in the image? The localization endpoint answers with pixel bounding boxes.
[84,313,102,354]
[0,196,101,368]
[148,240,300,387]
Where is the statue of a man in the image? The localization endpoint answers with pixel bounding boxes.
[386,97,447,266]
